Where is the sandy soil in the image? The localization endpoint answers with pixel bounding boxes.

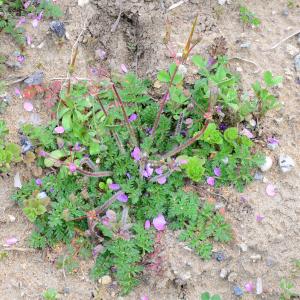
[0,0,299,299]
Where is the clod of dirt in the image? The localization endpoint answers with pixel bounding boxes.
[208,36,228,59]
[98,275,112,285]
[227,272,238,283]
[220,268,229,279]
[24,71,44,86]
[279,154,295,172]
[50,21,66,38]
[78,0,90,6]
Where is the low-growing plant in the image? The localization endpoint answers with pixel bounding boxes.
[239,6,261,27]
[12,19,280,295]
[0,0,62,45]
[279,278,300,300]
[42,288,58,300]
[201,292,221,300]
[0,120,21,173]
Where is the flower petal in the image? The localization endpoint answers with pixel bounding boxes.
[214,167,221,177]
[157,176,167,185]
[207,176,215,186]
[131,147,141,161]
[108,183,120,191]
[144,220,151,230]
[24,102,33,112]
[117,193,128,203]
[5,237,18,246]
[54,126,65,134]
[266,184,276,197]
[153,214,166,231]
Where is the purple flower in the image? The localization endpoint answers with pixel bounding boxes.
[95,49,106,60]
[117,193,128,203]
[15,88,21,97]
[157,176,167,185]
[267,137,279,145]
[143,164,153,178]
[35,178,42,186]
[245,282,254,293]
[92,244,104,257]
[73,143,81,152]
[131,147,141,161]
[128,113,138,122]
[241,128,254,139]
[16,17,26,27]
[108,183,120,191]
[24,1,31,9]
[163,92,170,102]
[207,176,215,186]
[219,123,228,131]
[155,167,163,175]
[207,56,216,68]
[37,11,43,21]
[32,18,39,28]
[216,105,223,114]
[26,34,32,45]
[120,64,128,73]
[144,220,151,230]
[5,237,18,246]
[49,187,55,193]
[69,163,77,173]
[214,167,221,177]
[153,214,166,231]
[17,55,25,64]
[256,214,264,222]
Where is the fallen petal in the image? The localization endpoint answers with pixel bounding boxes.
[266,184,276,197]
[144,220,151,230]
[157,176,167,185]
[153,214,166,231]
[54,126,65,134]
[23,102,33,112]
[117,193,128,203]
[14,172,22,189]
[5,237,18,246]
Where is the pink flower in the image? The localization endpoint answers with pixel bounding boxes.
[214,167,221,177]
[141,296,149,300]
[245,282,254,293]
[143,164,153,178]
[120,64,128,73]
[17,55,25,63]
[117,193,128,203]
[16,17,26,27]
[267,137,279,145]
[128,113,138,122]
[207,176,215,186]
[153,214,166,231]
[241,128,254,139]
[54,126,65,134]
[131,147,141,161]
[5,237,18,246]
[38,150,46,157]
[157,176,167,185]
[15,88,21,97]
[144,220,151,230]
[69,163,77,173]
[256,214,264,222]
[24,1,31,9]
[32,18,39,28]
[24,102,33,112]
[266,184,276,197]
[35,178,42,186]
[155,167,163,175]
[108,183,120,191]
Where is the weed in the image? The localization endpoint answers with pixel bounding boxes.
[12,19,281,295]
[201,292,221,300]
[279,278,299,300]
[0,0,62,45]
[239,6,261,27]
[42,288,58,300]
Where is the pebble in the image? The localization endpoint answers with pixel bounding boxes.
[50,21,66,38]
[228,272,238,283]
[99,275,112,285]
[279,154,295,172]
[220,268,229,279]
[218,0,226,4]
[239,243,248,252]
[266,256,276,267]
[267,143,278,151]
[249,119,256,127]
[294,54,300,72]
[240,41,251,49]
[250,254,262,262]
[256,277,263,295]
[233,286,244,297]
[24,71,44,86]
[63,287,70,294]
[282,8,289,16]
[286,44,299,57]
[213,251,225,262]
[20,135,33,153]
[78,0,89,6]
[7,215,16,223]
[259,156,273,172]
[14,172,22,189]
[254,171,264,181]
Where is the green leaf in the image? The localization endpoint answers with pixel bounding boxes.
[211,295,221,300]
[169,63,183,84]
[201,292,210,300]
[89,142,100,155]
[184,156,205,182]
[263,71,283,87]
[157,70,170,83]
[192,55,207,69]
[224,127,238,143]
[62,111,72,131]
[44,150,65,167]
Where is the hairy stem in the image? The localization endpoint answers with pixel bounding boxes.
[112,84,138,147]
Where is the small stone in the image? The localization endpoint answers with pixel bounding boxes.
[50,21,66,38]
[218,0,226,4]
[228,272,238,283]
[8,215,16,222]
[239,243,248,252]
[250,254,262,262]
[233,286,244,297]
[78,0,89,6]
[286,44,299,57]
[267,143,278,151]
[254,172,264,181]
[294,54,300,72]
[297,34,300,45]
[20,135,33,153]
[266,256,276,267]
[249,119,256,127]
[240,41,251,49]
[213,251,225,262]
[220,268,229,279]
[99,275,112,285]
[259,156,273,172]
[14,172,22,189]
[282,8,289,16]
[279,154,295,173]
[256,277,263,295]
[24,71,44,86]
[63,287,70,294]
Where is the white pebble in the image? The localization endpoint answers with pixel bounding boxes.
[259,156,273,172]
[256,277,263,295]
[279,154,295,172]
